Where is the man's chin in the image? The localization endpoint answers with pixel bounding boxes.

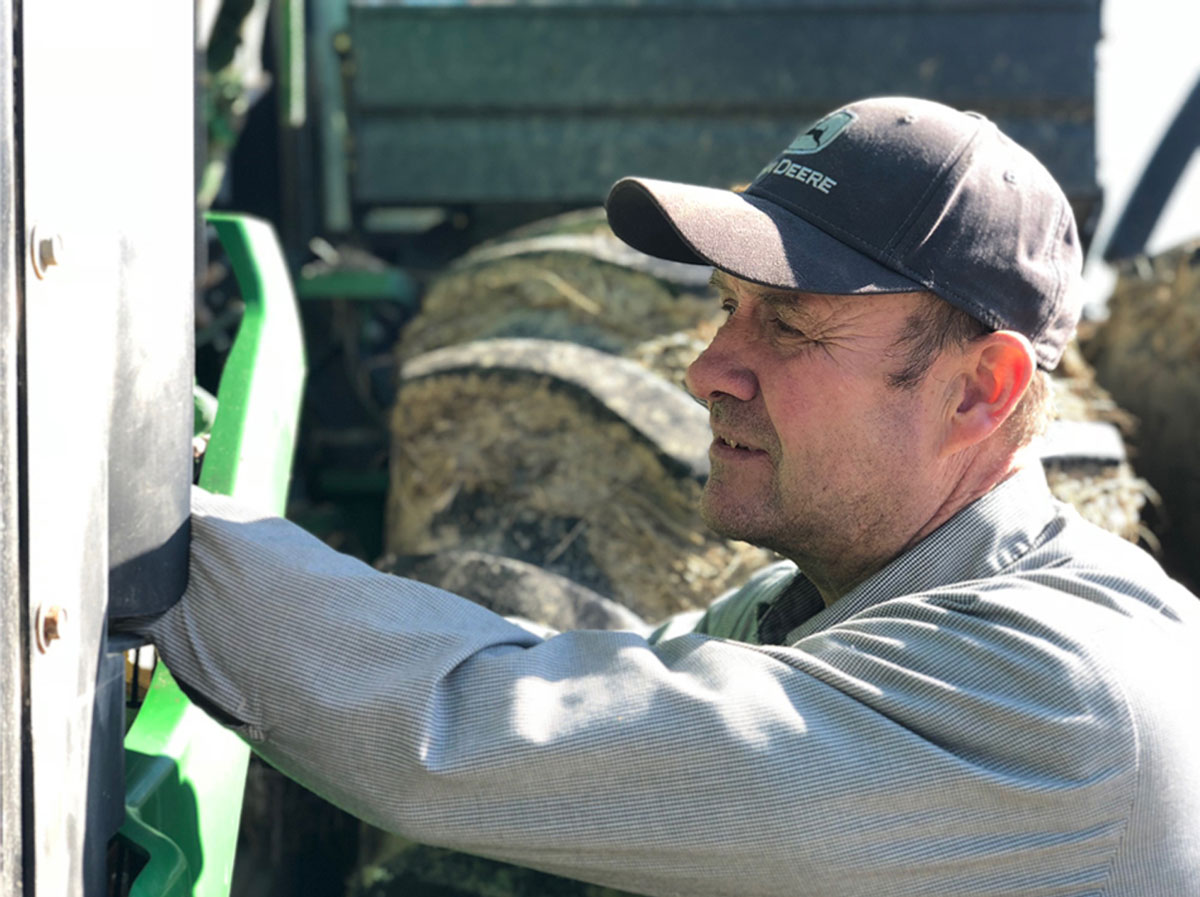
[700,493,769,546]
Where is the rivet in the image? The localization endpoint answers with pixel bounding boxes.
[30,227,63,279]
[35,604,67,653]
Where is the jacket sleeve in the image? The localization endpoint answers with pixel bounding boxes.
[145,488,1137,897]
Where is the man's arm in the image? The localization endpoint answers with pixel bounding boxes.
[145,490,1136,897]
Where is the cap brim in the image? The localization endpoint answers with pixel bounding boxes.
[605,177,925,295]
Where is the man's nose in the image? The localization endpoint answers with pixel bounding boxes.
[685,329,758,404]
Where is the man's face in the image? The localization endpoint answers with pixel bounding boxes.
[686,272,949,564]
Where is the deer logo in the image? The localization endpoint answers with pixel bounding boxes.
[785,110,856,155]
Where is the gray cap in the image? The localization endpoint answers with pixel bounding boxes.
[605,96,1082,370]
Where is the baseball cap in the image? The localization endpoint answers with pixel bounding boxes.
[605,96,1082,370]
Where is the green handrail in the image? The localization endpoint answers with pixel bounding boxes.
[121,212,307,897]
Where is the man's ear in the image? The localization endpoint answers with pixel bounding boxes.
[941,331,1036,456]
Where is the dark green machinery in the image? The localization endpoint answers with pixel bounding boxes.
[306,0,1102,247]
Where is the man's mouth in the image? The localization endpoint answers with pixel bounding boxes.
[719,436,754,450]
[712,434,767,456]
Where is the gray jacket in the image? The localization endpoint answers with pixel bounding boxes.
[146,465,1200,896]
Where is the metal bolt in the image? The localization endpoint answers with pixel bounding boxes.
[39,235,61,267]
[35,604,66,653]
[29,227,63,279]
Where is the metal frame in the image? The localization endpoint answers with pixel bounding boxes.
[311,0,352,234]
[0,0,25,890]
[1103,75,1200,262]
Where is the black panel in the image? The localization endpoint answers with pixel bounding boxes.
[106,287,192,618]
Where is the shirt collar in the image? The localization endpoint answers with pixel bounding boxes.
[781,464,1060,643]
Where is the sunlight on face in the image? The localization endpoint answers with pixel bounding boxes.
[686,273,944,564]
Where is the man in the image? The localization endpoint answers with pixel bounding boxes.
[143,98,1200,895]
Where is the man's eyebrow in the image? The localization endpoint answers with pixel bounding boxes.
[761,293,835,326]
[707,272,841,322]
[760,292,804,308]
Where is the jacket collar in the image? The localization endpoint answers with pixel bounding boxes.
[782,464,1060,643]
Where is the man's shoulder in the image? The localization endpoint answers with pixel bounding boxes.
[838,503,1200,733]
[899,469,1198,634]
[804,495,1200,691]
[1005,498,1199,621]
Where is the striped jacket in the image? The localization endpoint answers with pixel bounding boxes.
[148,464,1200,896]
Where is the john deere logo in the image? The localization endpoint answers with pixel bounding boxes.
[785,110,856,155]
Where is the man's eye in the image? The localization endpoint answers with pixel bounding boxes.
[720,299,737,318]
[771,317,806,337]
